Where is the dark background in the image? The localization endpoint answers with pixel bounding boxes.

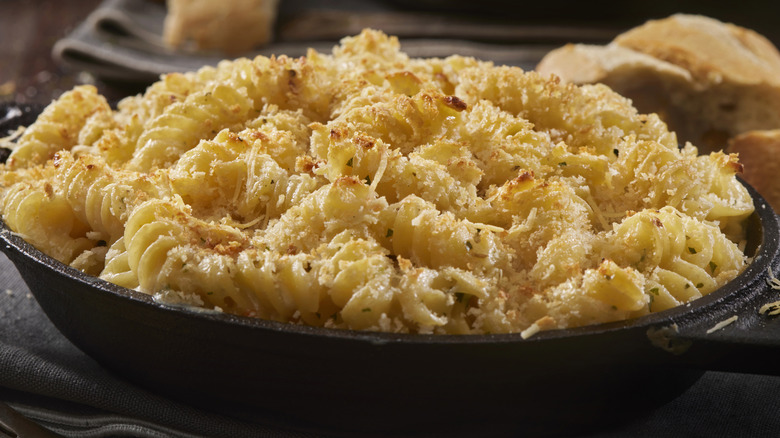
[2,0,779,107]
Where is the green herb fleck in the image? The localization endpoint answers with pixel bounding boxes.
[346,157,354,167]
[365,174,372,185]
[362,307,372,312]
[558,161,567,167]
[613,148,619,157]
[688,247,697,254]
[386,228,394,238]
[454,292,468,303]
[709,261,718,273]
[685,284,691,289]
[696,283,704,288]
[649,287,659,295]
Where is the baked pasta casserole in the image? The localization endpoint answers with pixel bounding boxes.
[0,30,754,335]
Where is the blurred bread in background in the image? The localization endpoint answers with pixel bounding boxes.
[163,0,280,54]
[536,14,780,154]
[537,14,780,212]
[727,130,780,211]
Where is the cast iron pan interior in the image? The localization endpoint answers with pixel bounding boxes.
[2,103,780,436]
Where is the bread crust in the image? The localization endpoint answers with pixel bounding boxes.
[728,130,780,212]
[536,14,780,153]
[614,14,780,88]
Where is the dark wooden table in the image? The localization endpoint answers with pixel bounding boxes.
[0,0,146,107]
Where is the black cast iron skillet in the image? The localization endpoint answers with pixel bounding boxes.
[2,103,780,437]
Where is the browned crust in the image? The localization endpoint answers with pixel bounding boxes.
[728,129,780,212]
[614,14,780,87]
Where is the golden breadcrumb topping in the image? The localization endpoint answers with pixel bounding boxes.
[0,29,753,334]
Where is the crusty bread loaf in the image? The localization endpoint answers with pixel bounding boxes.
[536,14,780,153]
[163,0,279,54]
[727,130,780,212]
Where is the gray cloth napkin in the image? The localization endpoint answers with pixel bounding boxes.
[51,0,572,83]
[52,0,228,82]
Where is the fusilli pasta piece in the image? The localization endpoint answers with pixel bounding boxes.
[7,86,111,169]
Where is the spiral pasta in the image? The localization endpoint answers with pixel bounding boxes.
[128,84,255,171]
[6,86,113,170]
[605,206,746,311]
[0,29,755,335]
[1,179,92,263]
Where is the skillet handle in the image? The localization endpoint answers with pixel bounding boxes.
[674,308,780,376]
[671,212,780,376]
